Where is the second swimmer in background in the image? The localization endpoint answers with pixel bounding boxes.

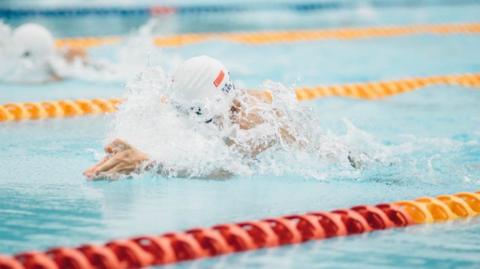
[1,23,92,83]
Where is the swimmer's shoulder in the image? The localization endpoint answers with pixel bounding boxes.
[244,90,273,104]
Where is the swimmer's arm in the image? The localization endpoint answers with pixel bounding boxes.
[63,47,87,63]
[249,139,276,157]
[230,107,296,157]
[48,68,62,82]
[224,136,276,158]
[273,108,297,144]
[244,91,297,144]
[85,139,233,180]
[246,90,273,103]
[46,60,63,82]
[63,47,114,72]
[44,48,83,83]
[84,139,149,180]
[238,123,295,158]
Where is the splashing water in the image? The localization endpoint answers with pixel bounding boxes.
[105,66,480,183]
[106,67,378,180]
[108,67,249,178]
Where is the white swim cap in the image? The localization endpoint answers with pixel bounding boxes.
[0,22,12,47]
[171,55,235,103]
[12,23,55,62]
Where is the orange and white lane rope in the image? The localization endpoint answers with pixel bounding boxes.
[0,98,121,122]
[0,191,479,269]
[56,22,480,49]
[294,73,480,101]
[0,73,479,122]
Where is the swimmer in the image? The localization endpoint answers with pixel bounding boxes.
[84,55,298,180]
[4,23,88,82]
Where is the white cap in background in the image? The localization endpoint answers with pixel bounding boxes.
[12,23,55,64]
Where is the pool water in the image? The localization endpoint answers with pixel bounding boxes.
[3,2,480,36]
[1,1,480,269]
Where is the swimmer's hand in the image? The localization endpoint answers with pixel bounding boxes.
[83,139,149,180]
[63,47,87,63]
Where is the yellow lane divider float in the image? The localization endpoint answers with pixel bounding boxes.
[1,73,479,122]
[56,22,480,49]
[0,98,122,122]
[295,73,480,101]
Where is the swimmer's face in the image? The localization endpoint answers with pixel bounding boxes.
[15,45,53,68]
[21,50,31,58]
[177,98,240,127]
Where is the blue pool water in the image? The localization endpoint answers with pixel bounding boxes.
[3,2,480,36]
[1,1,480,269]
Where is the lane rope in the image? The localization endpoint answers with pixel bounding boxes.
[0,73,479,122]
[55,23,480,49]
[0,191,478,269]
[4,1,478,18]
[0,2,340,18]
[0,98,121,122]
[294,73,480,101]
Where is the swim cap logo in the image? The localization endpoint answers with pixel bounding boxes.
[213,70,225,87]
[214,70,235,94]
[221,79,235,94]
